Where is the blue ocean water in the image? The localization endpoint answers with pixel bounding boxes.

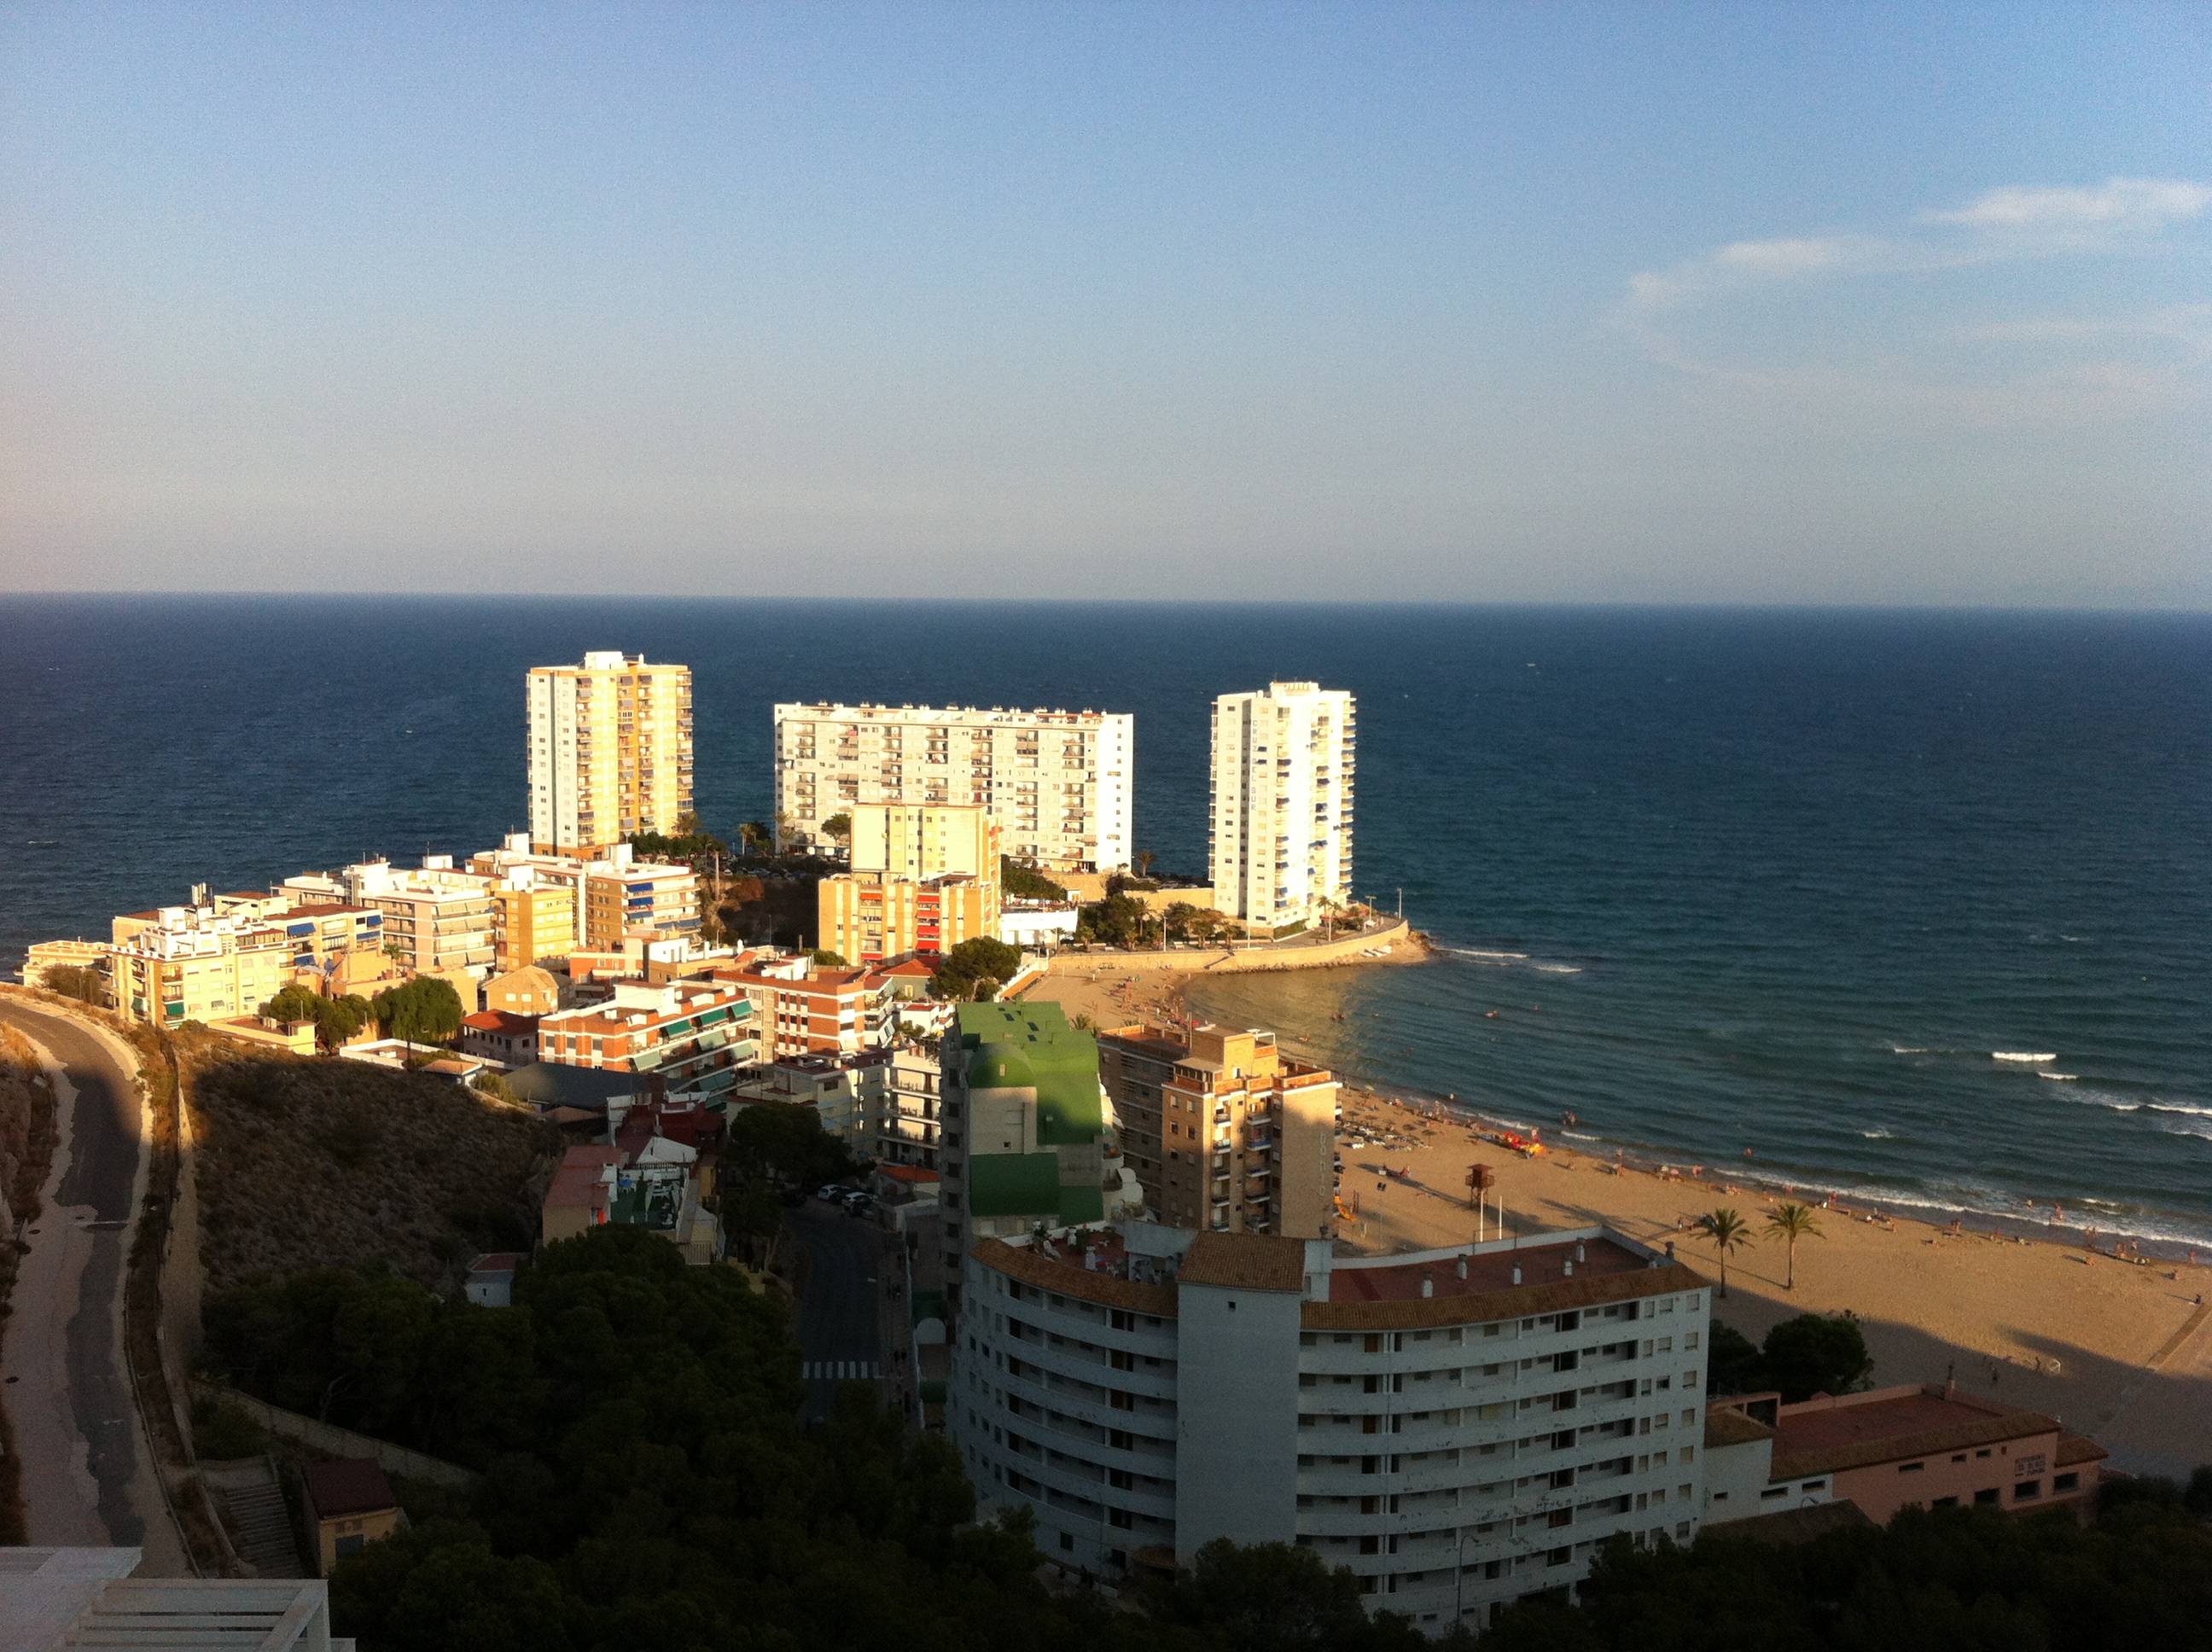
[3,597,2207,1242]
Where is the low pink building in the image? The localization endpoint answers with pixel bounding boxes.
[1705,1382,2106,1529]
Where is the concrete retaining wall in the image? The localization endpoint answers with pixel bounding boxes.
[195,1383,481,1491]
[1045,917,1417,977]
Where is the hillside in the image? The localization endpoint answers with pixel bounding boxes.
[180,1035,559,1295]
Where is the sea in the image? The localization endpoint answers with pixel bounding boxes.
[3,597,2208,1246]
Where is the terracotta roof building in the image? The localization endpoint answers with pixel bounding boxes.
[1702,1382,2108,1529]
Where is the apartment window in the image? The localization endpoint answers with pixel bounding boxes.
[2053,1473,2079,1492]
[2015,1480,2041,1501]
[1899,1462,1926,1475]
[1974,1488,2000,1506]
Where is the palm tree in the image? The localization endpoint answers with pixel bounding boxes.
[1694,1207,1756,1299]
[1764,1201,1824,1290]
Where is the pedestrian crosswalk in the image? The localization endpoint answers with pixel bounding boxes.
[803,1360,880,1381]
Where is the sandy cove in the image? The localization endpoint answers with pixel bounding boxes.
[1337,1090,2212,1479]
[1022,957,2212,1480]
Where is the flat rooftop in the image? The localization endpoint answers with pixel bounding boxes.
[1772,1386,2060,1478]
[1330,1236,1650,1304]
[1783,1391,2005,1453]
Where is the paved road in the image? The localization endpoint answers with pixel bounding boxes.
[787,1200,885,1425]
[0,998,174,1560]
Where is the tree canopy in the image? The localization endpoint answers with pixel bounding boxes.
[1708,1312,1873,1402]
[38,963,104,1004]
[219,1225,1446,1652]
[262,982,370,1050]
[370,977,465,1045]
[931,935,1022,1000]
[1480,1492,2212,1652]
[1000,856,1069,901]
[626,818,727,862]
[725,1099,855,1190]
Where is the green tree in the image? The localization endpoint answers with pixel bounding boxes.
[39,963,103,1004]
[737,819,773,854]
[999,856,1068,901]
[1693,1207,1755,1299]
[932,935,1022,1001]
[262,982,370,1050]
[370,977,465,1046]
[1078,892,1148,947]
[1150,1538,1428,1651]
[1706,1320,1767,1393]
[1761,1311,1873,1401]
[333,1521,574,1652]
[1763,1201,1824,1290]
[726,1101,854,1190]
[819,811,852,846]
[809,947,850,968]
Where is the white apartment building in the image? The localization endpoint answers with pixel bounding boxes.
[345,857,499,981]
[952,1225,1711,1634]
[528,652,695,855]
[1209,682,1355,934]
[773,702,1132,873]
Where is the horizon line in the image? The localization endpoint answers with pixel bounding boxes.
[2,591,2208,617]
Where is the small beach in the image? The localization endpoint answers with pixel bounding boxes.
[1338,1086,2212,1478]
[1023,955,2212,1480]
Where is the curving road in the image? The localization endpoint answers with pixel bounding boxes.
[0,997,183,1567]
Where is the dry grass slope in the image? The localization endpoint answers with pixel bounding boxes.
[182,1034,560,1295]
[0,1022,61,1542]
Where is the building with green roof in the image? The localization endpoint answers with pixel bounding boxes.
[939,1001,1145,1283]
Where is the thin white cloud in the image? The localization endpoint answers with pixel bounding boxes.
[1625,234,1901,312]
[1613,180,2212,428]
[1954,305,2212,352]
[1926,177,2212,230]
[1623,177,2210,317]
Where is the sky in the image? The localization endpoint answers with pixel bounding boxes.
[2,3,2206,606]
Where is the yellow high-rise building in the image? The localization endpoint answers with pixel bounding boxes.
[492,882,578,970]
[527,652,694,856]
[817,805,1001,964]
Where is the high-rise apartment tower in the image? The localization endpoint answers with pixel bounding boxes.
[1208,682,1355,934]
[527,653,694,856]
[773,702,1132,873]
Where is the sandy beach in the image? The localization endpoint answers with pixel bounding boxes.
[1337,1090,2212,1478]
[1022,954,2212,1480]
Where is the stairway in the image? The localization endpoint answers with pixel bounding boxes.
[212,1463,307,1578]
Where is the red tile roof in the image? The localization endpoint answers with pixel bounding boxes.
[462,1011,538,1035]
[875,1164,940,1184]
[1329,1236,1648,1303]
[1771,1387,2060,1479]
[306,1458,398,1519]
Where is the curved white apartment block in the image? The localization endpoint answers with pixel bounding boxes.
[949,1224,1713,1636]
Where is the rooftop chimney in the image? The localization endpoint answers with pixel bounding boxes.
[1575,1240,1586,1263]
[1421,1277,1435,1298]
[1456,1257,1468,1280]
[1511,1265,1522,1286]
[1563,1259,1575,1277]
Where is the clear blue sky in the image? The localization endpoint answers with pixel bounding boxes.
[3,3,2205,604]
